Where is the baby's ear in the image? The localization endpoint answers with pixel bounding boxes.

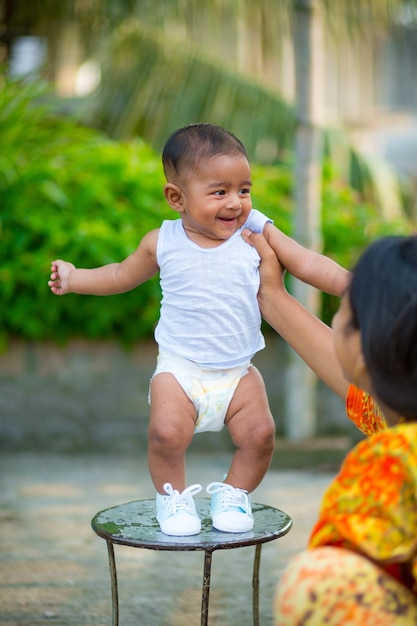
[164,183,184,213]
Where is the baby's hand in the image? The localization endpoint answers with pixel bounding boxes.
[48,259,75,295]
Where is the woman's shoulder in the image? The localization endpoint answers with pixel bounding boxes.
[337,424,417,514]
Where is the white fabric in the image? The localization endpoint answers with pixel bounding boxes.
[154,208,272,368]
[150,349,251,433]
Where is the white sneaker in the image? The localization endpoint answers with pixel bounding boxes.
[156,483,202,536]
[206,482,254,533]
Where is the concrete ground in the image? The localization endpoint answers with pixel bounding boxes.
[0,450,336,626]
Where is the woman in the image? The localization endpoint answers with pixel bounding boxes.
[243,230,417,625]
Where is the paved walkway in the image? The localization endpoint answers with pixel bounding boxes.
[0,451,335,626]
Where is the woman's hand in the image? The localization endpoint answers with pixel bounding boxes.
[242,228,287,313]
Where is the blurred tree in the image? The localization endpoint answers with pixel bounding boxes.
[285,0,325,439]
[2,0,416,438]
[287,0,417,438]
[86,18,294,161]
[0,0,137,90]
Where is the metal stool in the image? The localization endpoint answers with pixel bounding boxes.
[91,498,292,626]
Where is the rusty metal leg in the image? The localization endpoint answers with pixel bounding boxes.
[106,540,119,626]
[201,550,213,626]
[252,543,262,626]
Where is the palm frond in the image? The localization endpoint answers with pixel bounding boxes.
[321,0,417,36]
[87,18,295,162]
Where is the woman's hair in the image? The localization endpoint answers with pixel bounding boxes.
[349,235,417,419]
[162,123,248,181]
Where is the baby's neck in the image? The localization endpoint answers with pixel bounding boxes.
[182,225,234,249]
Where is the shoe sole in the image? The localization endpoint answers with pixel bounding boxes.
[212,521,253,533]
[160,528,201,536]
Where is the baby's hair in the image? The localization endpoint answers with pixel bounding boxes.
[349,235,417,419]
[162,123,248,181]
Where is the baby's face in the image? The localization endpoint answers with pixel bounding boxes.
[176,154,253,247]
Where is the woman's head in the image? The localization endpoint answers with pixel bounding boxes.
[335,235,417,420]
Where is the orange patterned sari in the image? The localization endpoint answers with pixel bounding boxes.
[275,385,417,625]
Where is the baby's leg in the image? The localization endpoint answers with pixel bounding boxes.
[224,366,275,492]
[148,372,196,494]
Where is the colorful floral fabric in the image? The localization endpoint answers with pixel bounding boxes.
[275,547,417,626]
[308,422,417,593]
[346,384,387,435]
[274,386,417,625]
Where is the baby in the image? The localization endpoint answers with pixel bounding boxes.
[49,123,349,536]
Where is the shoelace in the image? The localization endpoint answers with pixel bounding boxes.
[162,482,202,514]
[206,482,250,512]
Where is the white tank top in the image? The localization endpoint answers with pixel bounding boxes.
[154,209,272,368]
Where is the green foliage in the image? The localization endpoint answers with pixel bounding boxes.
[252,159,413,325]
[1,79,413,346]
[0,78,171,347]
[321,161,413,323]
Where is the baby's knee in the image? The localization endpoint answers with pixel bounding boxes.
[148,421,192,454]
[257,415,276,444]
[244,416,276,453]
[149,422,178,449]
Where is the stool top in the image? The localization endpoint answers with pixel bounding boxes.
[91,498,292,552]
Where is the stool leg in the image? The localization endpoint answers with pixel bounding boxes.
[201,550,213,626]
[252,543,262,626]
[106,540,119,626]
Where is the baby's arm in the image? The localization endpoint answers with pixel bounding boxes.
[48,229,159,296]
[263,222,350,296]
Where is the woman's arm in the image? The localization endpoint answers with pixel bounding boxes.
[243,229,349,399]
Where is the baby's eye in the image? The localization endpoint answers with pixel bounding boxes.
[239,188,251,196]
[213,190,225,196]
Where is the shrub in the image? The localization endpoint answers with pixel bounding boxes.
[0,78,412,347]
[0,78,173,346]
